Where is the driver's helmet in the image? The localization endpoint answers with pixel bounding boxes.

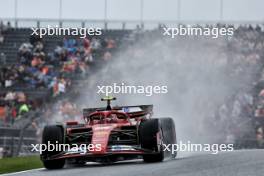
[106,114,118,123]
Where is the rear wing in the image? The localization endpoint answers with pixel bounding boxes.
[83,105,153,118]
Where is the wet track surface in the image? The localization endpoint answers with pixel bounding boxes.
[2,150,264,176]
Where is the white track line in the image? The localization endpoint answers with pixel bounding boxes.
[0,168,44,176]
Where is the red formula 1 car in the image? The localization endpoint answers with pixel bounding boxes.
[41,97,177,169]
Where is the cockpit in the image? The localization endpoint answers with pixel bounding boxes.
[86,111,130,125]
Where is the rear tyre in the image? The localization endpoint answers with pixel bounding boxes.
[41,125,65,169]
[159,118,177,158]
[139,119,164,162]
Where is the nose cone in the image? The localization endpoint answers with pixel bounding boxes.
[91,124,118,154]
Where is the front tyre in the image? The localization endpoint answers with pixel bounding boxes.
[139,119,164,162]
[41,125,65,169]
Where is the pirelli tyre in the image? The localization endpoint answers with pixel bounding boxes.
[41,125,65,169]
[139,118,177,162]
[159,118,177,158]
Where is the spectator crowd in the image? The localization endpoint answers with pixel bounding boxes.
[0,27,118,127]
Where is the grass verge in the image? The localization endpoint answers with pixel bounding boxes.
[0,155,42,174]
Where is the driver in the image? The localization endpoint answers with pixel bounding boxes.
[107,114,118,123]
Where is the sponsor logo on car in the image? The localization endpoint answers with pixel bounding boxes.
[111,145,135,151]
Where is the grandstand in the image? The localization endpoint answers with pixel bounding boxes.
[0,23,136,156]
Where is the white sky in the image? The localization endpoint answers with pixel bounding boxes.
[0,0,263,21]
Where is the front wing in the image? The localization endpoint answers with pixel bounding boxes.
[41,145,157,160]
